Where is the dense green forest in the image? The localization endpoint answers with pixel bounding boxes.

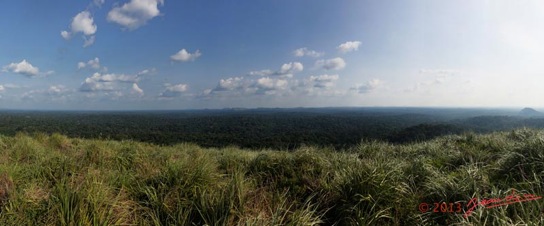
[0,108,541,150]
[0,129,542,225]
[0,108,542,225]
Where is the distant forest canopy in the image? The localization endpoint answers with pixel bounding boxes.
[0,107,542,150]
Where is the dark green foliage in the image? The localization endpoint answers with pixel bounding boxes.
[3,108,543,151]
[388,123,465,143]
[0,110,437,150]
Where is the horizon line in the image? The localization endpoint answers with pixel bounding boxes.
[0,106,534,112]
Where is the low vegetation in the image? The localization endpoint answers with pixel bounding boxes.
[0,128,543,225]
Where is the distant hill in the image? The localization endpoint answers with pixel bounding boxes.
[519,107,544,117]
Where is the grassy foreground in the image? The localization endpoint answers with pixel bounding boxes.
[0,129,543,225]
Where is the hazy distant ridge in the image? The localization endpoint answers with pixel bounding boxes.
[519,107,544,117]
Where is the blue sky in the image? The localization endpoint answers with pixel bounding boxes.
[0,0,543,110]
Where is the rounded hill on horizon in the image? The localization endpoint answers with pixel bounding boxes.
[519,107,544,117]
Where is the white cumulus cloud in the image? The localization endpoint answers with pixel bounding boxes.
[77,62,86,69]
[247,69,274,77]
[48,85,72,95]
[315,57,346,70]
[293,48,324,57]
[61,11,98,47]
[137,68,157,76]
[248,62,304,78]
[214,77,244,91]
[3,84,21,89]
[160,83,189,97]
[80,73,115,92]
[107,0,164,30]
[2,60,40,77]
[202,61,347,99]
[48,85,63,94]
[79,72,142,92]
[83,35,96,48]
[21,85,73,103]
[79,81,113,92]
[131,83,144,96]
[337,41,361,53]
[94,0,105,7]
[255,77,288,90]
[78,57,101,70]
[308,74,339,88]
[72,11,97,36]
[60,31,71,39]
[170,49,202,62]
[350,79,382,93]
[100,73,139,83]
[279,62,304,75]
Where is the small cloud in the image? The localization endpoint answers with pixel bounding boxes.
[315,57,346,70]
[71,11,97,36]
[160,83,189,97]
[279,62,304,74]
[200,89,213,96]
[22,85,73,102]
[137,68,157,76]
[83,35,96,48]
[60,31,71,40]
[77,62,86,69]
[48,85,72,95]
[247,69,274,77]
[2,60,40,77]
[171,49,202,62]
[93,0,105,7]
[213,77,244,91]
[131,83,144,96]
[61,10,97,47]
[79,81,114,92]
[3,84,21,89]
[79,72,141,92]
[80,73,115,92]
[308,74,339,89]
[100,73,139,83]
[107,0,164,30]
[293,47,324,58]
[48,85,63,94]
[254,77,288,92]
[350,79,382,93]
[248,62,304,78]
[337,41,361,53]
[77,57,101,70]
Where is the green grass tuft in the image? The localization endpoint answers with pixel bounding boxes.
[0,129,542,225]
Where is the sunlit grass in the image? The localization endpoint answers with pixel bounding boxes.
[0,129,542,225]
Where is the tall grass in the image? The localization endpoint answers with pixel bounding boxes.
[0,130,542,225]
